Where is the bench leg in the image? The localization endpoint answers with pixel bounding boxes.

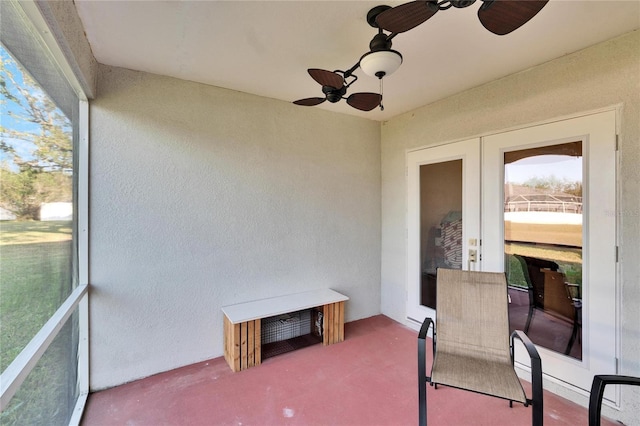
[323,301,345,345]
[224,316,261,372]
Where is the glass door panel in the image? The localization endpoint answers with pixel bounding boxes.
[503,142,583,360]
[407,138,480,324]
[419,160,463,309]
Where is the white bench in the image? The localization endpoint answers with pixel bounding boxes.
[222,289,349,372]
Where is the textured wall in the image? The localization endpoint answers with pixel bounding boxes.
[380,30,639,423]
[89,65,381,390]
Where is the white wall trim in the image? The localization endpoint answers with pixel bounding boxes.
[71,98,90,425]
[16,0,88,101]
[404,104,623,157]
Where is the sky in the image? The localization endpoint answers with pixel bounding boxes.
[1,45,70,170]
[505,155,582,185]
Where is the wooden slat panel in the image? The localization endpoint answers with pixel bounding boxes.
[337,301,345,342]
[323,304,329,345]
[224,315,231,368]
[327,303,335,345]
[254,319,261,366]
[326,303,333,344]
[240,322,248,370]
[247,320,255,367]
[232,321,241,372]
[329,303,335,345]
[341,301,345,341]
[333,303,340,344]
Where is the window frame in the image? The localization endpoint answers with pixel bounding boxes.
[0,1,89,423]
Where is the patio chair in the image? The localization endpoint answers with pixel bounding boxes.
[418,268,543,426]
[515,254,581,355]
[588,375,640,426]
[514,254,559,333]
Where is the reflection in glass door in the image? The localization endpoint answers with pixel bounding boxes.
[503,142,583,360]
[420,160,462,309]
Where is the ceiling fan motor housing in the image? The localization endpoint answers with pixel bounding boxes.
[322,85,346,103]
[450,0,477,8]
[369,32,392,52]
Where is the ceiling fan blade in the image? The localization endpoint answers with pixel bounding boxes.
[346,93,382,112]
[375,1,439,34]
[308,69,344,89]
[293,97,326,107]
[478,0,548,35]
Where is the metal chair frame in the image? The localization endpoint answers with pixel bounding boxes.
[588,375,640,426]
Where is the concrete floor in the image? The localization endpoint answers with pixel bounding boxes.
[81,315,613,426]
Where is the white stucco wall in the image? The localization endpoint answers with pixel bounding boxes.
[89,65,381,390]
[381,30,640,423]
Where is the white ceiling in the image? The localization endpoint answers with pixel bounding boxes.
[74,0,640,121]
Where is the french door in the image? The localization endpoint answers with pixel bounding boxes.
[408,110,617,398]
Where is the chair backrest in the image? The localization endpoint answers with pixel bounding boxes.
[436,268,511,358]
[515,255,574,321]
[515,254,559,309]
[541,270,575,320]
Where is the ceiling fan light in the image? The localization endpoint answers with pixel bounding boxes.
[359,50,403,79]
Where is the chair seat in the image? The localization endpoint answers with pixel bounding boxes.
[431,348,527,403]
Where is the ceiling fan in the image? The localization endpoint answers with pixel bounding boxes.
[293,68,383,112]
[294,0,549,112]
[375,0,549,35]
[294,6,406,112]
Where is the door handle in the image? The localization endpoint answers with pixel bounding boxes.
[468,249,478,271]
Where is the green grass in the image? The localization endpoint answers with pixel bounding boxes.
[505,242,583,290]
[0,221,76,425]
[0,221,72,246]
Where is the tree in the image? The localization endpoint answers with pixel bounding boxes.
[522,175,582,197]
[0,49,72,219]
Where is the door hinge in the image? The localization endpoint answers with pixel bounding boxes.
[615,246,619,262]
[615,134,619,151]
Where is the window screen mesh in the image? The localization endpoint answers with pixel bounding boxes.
[1,1,81,424]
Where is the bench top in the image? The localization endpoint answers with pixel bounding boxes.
[222,289,349,324]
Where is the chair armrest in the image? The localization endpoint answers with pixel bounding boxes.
[418,317,436,366]
[589,375,640,426]
[418,318,434,426]
[511,330,543,426]
[418,318,434,375]
[511,330,540,363]
[418,317,433,340]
